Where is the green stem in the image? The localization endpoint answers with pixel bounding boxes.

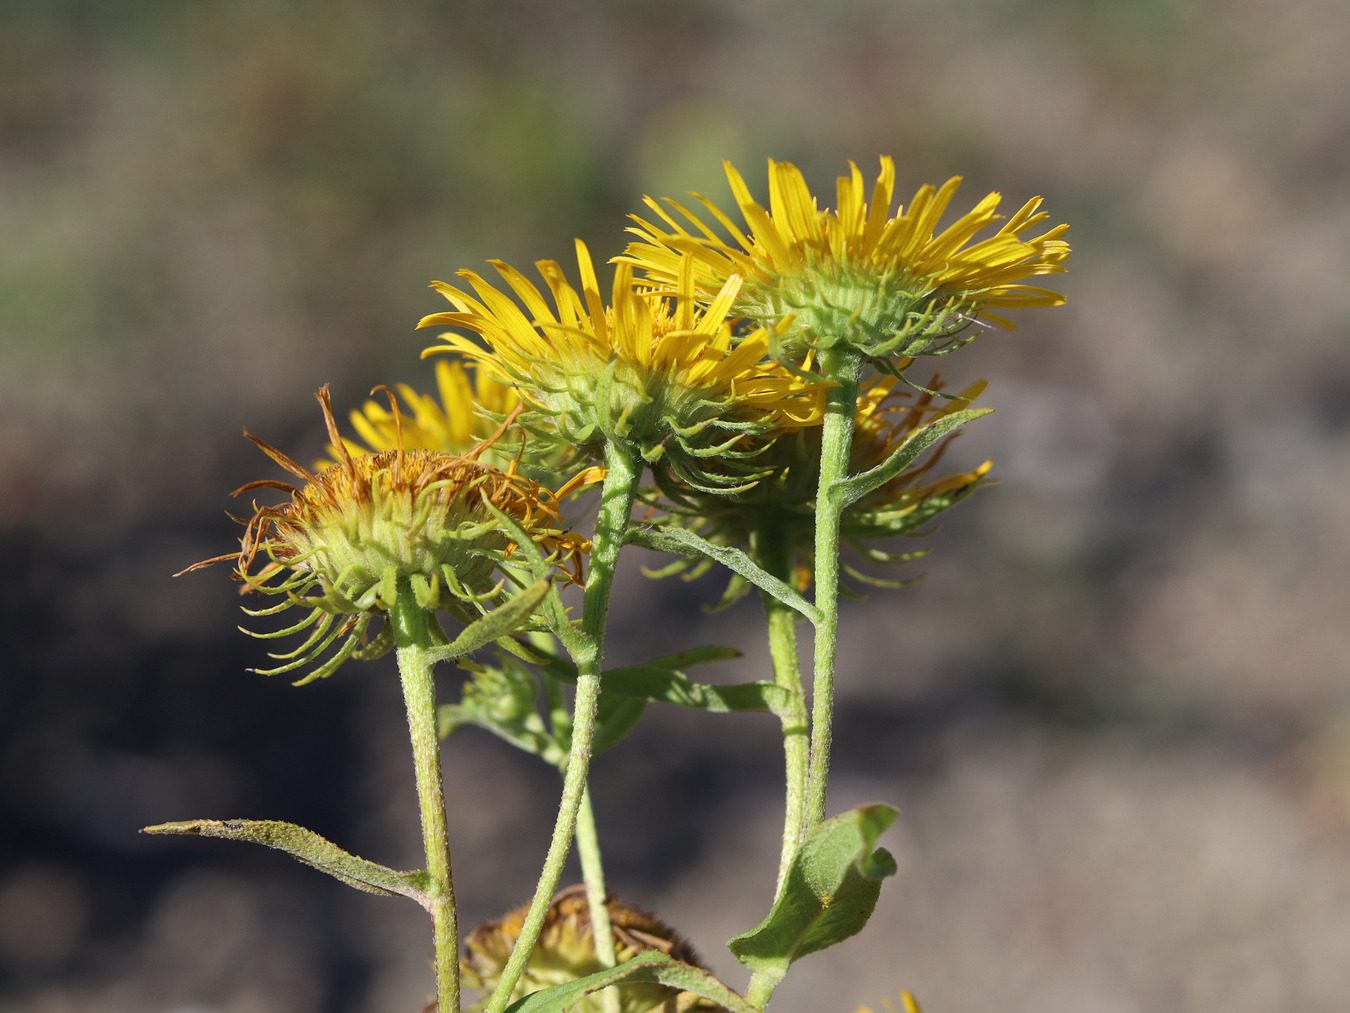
[393,587,460,1013]
[749,520,809,897]
[745,970,784,1010]
[485,441,642,1013]
[804,347,864,830]
[575,783,621,1013]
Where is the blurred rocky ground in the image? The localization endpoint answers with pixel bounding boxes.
[3,1,1350,1011]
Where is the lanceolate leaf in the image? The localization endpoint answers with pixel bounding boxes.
[427,579,552,662]
[592,695,648,754]
[479,501,590,659]
[832,409,990,508]
[601,664,793,718]
[728,805,899,978]
[141,819,430,905]
[627,526,822,625]
[503,951,759,1013]
[536,644,785,734]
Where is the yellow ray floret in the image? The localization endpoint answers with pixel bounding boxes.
[343,358,521,457]
[622,157,1070,359]
[417,241,823,480]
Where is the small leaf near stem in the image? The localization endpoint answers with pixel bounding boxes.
[832,407,991,509]
[735,805,899,1006]
[393,585,460,1013]
[485,442,643,1013]
[424,579,552,663]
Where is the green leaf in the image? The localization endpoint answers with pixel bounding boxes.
[438,653,567,764]
[601,664,793,719]
[438,701,565,763]
[641,646,744,668]
[141,819,430,905]
[728,805,899,978]
[427,579,551,662]
[592,695,648,754]
[587,649,748,754]
[832,408,991,508]
[479,500,591,660]
[503,951,760,1013]
[534,642,782,722]
[599,645,793,718]
[626,526,821,625]
[538,645,743,685]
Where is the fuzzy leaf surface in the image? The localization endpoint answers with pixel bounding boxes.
[627,526,821,624]
[533,644,780,750]
[833,409,990,508]
[727,805,898,976]
[601,664,792,718]
[141,819,429,904]
[428,578,551,661]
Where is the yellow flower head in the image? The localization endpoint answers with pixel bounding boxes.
[650,370,989,604]
[343,358,521,458]
[462,885,717,1013]
[622,157,1070,363]
[418,241,822,489]
[184,386,589,684]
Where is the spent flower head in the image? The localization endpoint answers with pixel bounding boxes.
[187,386,589,684]
[622,157,1070,365]
[462,885,717,1013]
[418,241,822,490]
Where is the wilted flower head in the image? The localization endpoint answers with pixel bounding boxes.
[418,241,822,489]
[186,386,589,684]
[462,885,718,1013]
[623,157,1070,364]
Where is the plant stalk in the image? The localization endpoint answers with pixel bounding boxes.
[804,347,864,830]
[749,520,809,897]
[393,586,460,1013]
[745,967,787,1010]
[575,783,621,1013]
[485,441,642,1013]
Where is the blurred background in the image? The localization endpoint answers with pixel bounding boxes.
[3,0,1350,1010]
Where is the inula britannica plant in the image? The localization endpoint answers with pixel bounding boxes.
[149,157,1069,1013]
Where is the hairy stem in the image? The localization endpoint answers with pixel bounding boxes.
[485,442,642,1013]
[745,969,784,1010]
[575,784,621,1013]
[749,520,809,897]
[393,587,459,1013]
[804,347,864,829]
